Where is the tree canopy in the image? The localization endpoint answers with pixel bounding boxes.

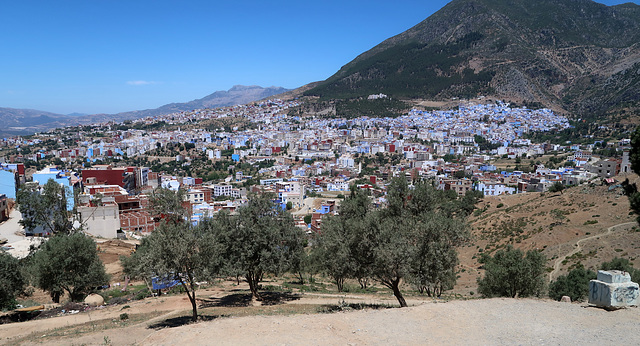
[219,192,304,300]
[0,253,27,310]
[16,179,71,235]
[129,187,224,322]
[29,233,109,302]
[477,245,546,298]
[548,264,596,302]
[316,178,471,307]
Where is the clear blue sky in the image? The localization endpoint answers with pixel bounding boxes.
[1,0,636,115]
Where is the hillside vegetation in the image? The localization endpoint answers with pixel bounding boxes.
[305,0,640,122]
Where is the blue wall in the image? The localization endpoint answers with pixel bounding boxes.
[0,170,16,199]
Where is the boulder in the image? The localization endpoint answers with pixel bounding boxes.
[560,296,571,303]
[84,293,105,307]
[589,270,639,309]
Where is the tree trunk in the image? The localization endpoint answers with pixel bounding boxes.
[358,277,369,290]
[52,290,61,304]
[391,279,408,307]
[246,271,262,300]
[180,276,198,322]
[298,271,305,285]
[189,294,198,322]
[335,277,345,292]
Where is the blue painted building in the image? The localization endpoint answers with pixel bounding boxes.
[32,167,76,211]
[0,169,16,199]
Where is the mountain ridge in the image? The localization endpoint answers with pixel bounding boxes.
[0,85,289,136]
[304,0,640,121]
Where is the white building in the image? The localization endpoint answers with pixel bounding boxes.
[475,181,515,196]
[213,184,233,197]
[78,203,120,238]
[337,154,355,169]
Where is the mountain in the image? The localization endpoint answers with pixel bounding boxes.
[0,107,70,137]
[0,85,289,136]
[304,0,640,120]
[107,85,290,121]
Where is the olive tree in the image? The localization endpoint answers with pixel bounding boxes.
[316,179,470,307]
[0,253,27,310]
[132,187,224,322]
[219,192,304,300]
[477,245,546,298]
[548,264,596,302]
[17,179,72,235]
[29,233,109,302]
[315,188,374,291]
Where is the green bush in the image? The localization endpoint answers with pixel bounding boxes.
[548,182,565,193]
[477,245,546,298]
[548,265,596,302]
[0,253,27,310]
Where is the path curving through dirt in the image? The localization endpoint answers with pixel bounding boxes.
[548,221,637,281]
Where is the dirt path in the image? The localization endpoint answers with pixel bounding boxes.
[0,209,24,244]
[548,221,637,281]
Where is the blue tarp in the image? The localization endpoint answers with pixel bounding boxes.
[152,276,182,290]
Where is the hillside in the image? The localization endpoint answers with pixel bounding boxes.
[0,108,70,137]
[0,85,289,137]
[304,0,640,121]
[106,85,290,121]
[454,175,640,295]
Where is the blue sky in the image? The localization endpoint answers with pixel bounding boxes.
[1,0,636,115]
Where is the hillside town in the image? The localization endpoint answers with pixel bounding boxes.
[0,99,631,243]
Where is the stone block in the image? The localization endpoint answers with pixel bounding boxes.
[589,271,639,309]
[597,270,631,284]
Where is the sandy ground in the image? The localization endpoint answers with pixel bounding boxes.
[0,209,45,259]
[0,209,25,244]
[3,287,639,346]
[140,298,640,345]
[141,299,640,345]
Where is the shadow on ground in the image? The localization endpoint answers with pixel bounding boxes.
[199,291,301,308]
[318,302,394,313]
[148,314,224,330]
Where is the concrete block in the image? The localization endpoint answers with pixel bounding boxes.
[589,271,639,309]
[597,270,631,284]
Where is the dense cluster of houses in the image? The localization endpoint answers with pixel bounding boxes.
[0,100,633,240]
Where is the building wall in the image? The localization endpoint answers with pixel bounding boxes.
[0,170,16,199]
[78,204,120,238]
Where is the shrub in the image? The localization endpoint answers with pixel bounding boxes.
[477,245,546,298]
[496,203,504,208]
[548,182,565,193]
[548,265,596,302]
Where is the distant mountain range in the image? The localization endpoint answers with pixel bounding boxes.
[0,85,289,137]
[304,0,640,120]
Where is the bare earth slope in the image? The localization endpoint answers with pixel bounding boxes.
[141,299,639,345]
